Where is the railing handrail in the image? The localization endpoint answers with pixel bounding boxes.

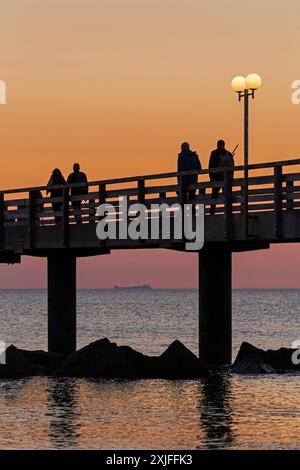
[1,157,300,196]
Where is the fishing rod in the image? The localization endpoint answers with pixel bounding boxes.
[231,144,239,157]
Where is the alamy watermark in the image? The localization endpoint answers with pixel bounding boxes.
[0,341,6,365]
[291,80,300,105]
[0,80,6,104]
[95,197,204,251]
[291,340,300,365]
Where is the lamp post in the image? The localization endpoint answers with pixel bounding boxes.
[231,73,262,238]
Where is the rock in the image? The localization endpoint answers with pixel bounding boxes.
[0,339,207,379]
[0,345,40,378]
[232,342,300,374]
[55,338,208,379]
[232,353,276,374]
[265,347,300,371]
[19,349,66,374]
[55,338,148,378]
[159,340,208,378]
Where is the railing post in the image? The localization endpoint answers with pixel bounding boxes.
[28,190,37,248]
[97,184,107,239]
[138,179,145,204]
[62,187,69,247]
[0,194,4,250]
[224,170,233,240]
[286,181,294,212]
[240,182,245,214]
[243,177,249,239]
[178,176,186,241]
[99,183,106,205]
[178,175,186,206]
[274,165,283,238]
[157,192,166,241]
[137,179,148,241]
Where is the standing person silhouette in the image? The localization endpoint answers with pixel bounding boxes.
[177,142,202,201]
[67,163,88,223]
[209,140,234,215]
[46,169,66,224]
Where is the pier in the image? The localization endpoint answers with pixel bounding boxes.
[1,158,300,364]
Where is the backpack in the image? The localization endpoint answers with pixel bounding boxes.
[219,151,234,168]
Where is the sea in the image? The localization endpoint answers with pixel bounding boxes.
[0,288,299,450]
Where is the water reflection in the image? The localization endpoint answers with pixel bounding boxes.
[0,373,300,449]
[46,378,80,449]
[0,378,31,403]
[199,371,234,449]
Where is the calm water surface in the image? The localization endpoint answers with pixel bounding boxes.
[0,288,299,449]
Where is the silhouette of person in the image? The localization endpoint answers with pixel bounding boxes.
[209,140,234,215]
[177,142,202,201]
[47,168,67,223]
[67,163,88,223]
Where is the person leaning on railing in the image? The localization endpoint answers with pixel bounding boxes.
[46,168,67,224]
[177,142,202,201]
[67,163,88,224]
[209,139,234,215]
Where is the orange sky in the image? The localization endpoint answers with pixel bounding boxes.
[0,0,300,287]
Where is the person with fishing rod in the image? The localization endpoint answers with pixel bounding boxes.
[208,140,238,215]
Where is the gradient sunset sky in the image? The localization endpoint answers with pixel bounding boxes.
[0,0,300,288]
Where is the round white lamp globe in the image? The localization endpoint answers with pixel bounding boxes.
[245,73,262,90]
[231,76,247,92]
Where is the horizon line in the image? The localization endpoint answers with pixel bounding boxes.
[0,287,299,290]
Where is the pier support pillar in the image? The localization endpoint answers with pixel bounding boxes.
[198,247,232,366]
[47,253,76,354]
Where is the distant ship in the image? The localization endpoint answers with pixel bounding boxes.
[113,284,152,290]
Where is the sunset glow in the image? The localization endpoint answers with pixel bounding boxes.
[0,0,300,287]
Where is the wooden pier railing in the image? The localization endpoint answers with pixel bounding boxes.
[1,157,300,249]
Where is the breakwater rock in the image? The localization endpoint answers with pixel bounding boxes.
[232,342,300,374]
[0,338,208,379]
